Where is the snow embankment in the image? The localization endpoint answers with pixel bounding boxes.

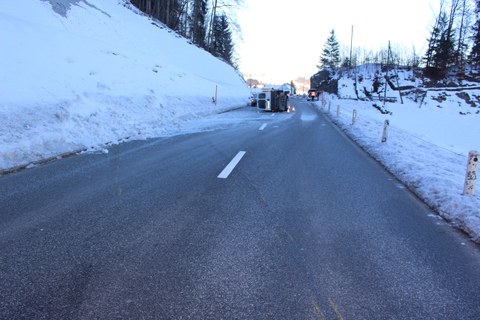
[0,0,249,172]
[319,91,480,242]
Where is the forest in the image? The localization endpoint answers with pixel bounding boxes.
[130,0,241,67]
[317,0,480,81]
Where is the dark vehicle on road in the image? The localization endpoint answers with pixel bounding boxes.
[249,93,257,106]
[308,89,318,101]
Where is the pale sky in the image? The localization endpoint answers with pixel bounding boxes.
[236,0,441,83]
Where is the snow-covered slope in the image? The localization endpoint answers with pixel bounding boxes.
[337,66,480,156]
[318,67,480,242]
[0,0,249,171]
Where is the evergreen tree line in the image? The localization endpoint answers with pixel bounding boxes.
[424,0,480,77]
[317,30,422,74]
[130,0,236,66]
[318,0,480,79]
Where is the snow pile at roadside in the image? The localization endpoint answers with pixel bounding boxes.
[0,0,249,171]
[318,91,480,242]
[337,64,418,101]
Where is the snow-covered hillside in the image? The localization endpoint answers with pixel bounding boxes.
[337,65,480,156]
[0,0,249,171]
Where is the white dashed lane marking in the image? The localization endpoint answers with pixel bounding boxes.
[217,151,246,179]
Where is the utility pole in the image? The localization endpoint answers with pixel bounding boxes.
[349,25,353,75]
[392,44,404,104]
[350,25,359,99]
[383,41,391,107]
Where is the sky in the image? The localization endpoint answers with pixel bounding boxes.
[236,0,441,83]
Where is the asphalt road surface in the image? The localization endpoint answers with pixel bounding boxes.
[1,98,480,319]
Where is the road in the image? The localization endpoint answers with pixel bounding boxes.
[1,98,480,319]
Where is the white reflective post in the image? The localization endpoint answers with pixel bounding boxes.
[214,85,218,113]
[382,120,390,143]
[463,150,479,195]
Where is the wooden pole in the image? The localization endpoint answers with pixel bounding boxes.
[383,41,390,106]
[349,25,354,75]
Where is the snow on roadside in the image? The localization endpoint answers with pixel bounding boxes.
[318,94,480,242]
[0,0,250,172]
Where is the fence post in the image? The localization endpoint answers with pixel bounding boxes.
[352,109,357,124]
[213,85,218,112]
[381,120,390,143]
[463,150,479,195]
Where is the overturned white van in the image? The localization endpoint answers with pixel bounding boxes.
[257,90,288,112]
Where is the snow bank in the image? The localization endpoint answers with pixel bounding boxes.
[318,90,480,242]
[0,0,249,171]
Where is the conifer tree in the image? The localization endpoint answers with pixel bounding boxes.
[435,12,457,69]
[191,0,207,48]
[470,0,480,66]
[424,9,457,75]
[318,29,341,72]
[425,11,447,68]
[210,14,233,65]
[130,0,183,32]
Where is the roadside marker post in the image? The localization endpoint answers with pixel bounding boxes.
[352,109,357,125]
[382,120,390,143]
[214,85,218,112]
[463,150,479,195]
[336,105,340,117]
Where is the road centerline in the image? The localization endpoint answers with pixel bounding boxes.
[259,123,268,131]
[217,151,246,179]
